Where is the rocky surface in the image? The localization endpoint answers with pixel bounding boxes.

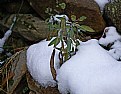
[2,14,50,43]
[27,0,106,33]
[26,72,59,94]
[104,1,121,33]
[1,50,27,94]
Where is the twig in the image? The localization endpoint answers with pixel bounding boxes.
[0,88,7,94]
[50,49,57,81]
[6,67,9,93]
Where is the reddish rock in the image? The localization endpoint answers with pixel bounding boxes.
[27,0,105,33]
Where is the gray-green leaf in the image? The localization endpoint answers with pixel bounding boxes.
[79,25,95,32]
[69,30,74,38]
[71,15,76,21]
[67,39,72,52]
[48,37,60,47]
[60,17,66,31]
[59,3,66,9]
[79,16,87,21]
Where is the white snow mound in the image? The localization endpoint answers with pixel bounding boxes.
[27,39,60,88]
[57,39,121,94]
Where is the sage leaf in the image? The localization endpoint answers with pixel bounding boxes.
[71,15,76,21]
[67,39,72,52]
[79,16,87,21]
[79,25,95,32]
[48,37,60,47]
[59,3,66,9]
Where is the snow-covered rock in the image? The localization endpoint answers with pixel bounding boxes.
[27,39,60,88]
[99,26,121,60]
[57,39,121,94]
[108,40,121,60]
[99,26,121,46]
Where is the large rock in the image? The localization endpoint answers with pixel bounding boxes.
[1,50,27,94]
[104,0,121,33]
[27,0,105,33]
[3,14,50,43]
[0,14,53,49]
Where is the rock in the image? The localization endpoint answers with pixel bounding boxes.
[5,37,29,50]
[1,49,27,94]
[104,1,121,33]
[27,0,105,33]
[26,72,59,94]
[0,14,52,50]
[3,14,51,43]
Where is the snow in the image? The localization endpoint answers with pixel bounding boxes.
[27,26,121,93]
[0,29,12,53]
[27,39,60,88]
[99,26,121,46]
[94,0,110,11]
[49,14,69,23]
[94,0,109,11]
[0,16,16,64]
[57,39,121,94]
[0,16,16,53]
[0,29,13,65]
[108,40,121,60]
[99,26,121,60]
[0,61,4,65]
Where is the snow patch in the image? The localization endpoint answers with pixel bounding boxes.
[49,14,69,23]
[0,29,12,53]
[57,39,121,94]
[94,0,110,11]
[108,40,121,60]
[99,26,121,46]
[27,39,60,88]
[99,26,121,60]
[0,61,4,65]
